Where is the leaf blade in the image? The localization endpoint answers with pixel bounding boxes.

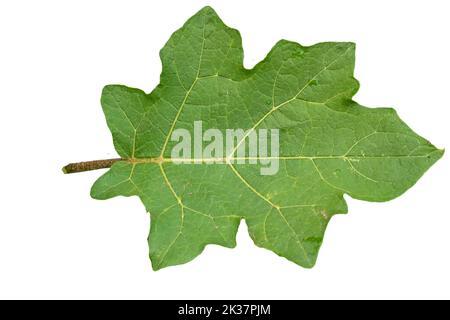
[91,6,444,270]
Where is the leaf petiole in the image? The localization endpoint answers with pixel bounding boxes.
[62,158,122,174]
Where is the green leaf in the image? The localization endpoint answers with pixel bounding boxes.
[90,6,443,270]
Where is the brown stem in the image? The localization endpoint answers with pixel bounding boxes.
[62,158,123,174]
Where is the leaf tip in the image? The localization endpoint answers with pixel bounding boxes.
[150,256,165,271]
[199,5,216,13]
[193,5,218,19]
[151,264,162,272]
[303,261,317,269]
[430,147,445,161]
[436,148,445,161]
[90,184,102,200]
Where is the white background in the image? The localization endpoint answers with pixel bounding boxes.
[0,0,449,300]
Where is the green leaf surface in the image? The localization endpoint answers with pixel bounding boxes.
[91,6,443,270]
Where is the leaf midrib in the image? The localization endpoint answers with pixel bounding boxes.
[124,153,437,164]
